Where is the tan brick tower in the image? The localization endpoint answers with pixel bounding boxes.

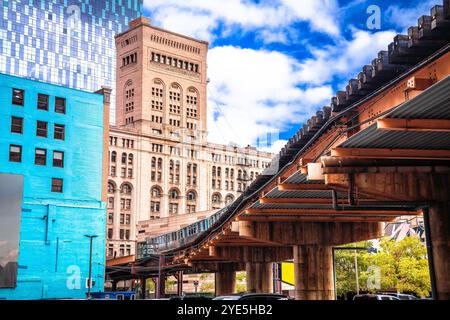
[115,16,209,142]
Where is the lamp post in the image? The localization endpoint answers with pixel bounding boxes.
[85,235,98,299]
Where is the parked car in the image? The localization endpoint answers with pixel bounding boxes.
[213,293,291,301]
[353,294,400,300]
[169,294,213,301]
[376,292,418,300]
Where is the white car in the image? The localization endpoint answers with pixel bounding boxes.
[353,294,400,300]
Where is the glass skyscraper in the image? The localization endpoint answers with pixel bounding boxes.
[0,0,143,122]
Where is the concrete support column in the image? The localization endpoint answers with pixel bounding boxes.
[140,278,147,299]
[112,280,117,292]
[215,264,236,296]
[428,202,450,300]
[293,245,335,300]
[176,271,184,296]
[246,262,273,293]
[156,256,166,298]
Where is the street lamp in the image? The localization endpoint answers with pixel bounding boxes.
[85,235,98,299]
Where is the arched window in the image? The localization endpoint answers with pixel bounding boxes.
[121,153,127,164]
[124,79,135,115]
[120,183,133,212]
[169,188,180,215]
[151,186,162,198]
[151,78,164,111]
[111,151,117,163]
[108,182,116,194]
[157,158,163,170]
[121,183,132,195]
[187,191,196,202]
[212,193,222,205]
[186,87,199,119]
[169,188,179,200]
[150,186,162,218]
[128,154,134,165]
[225,194,235,205]
[169,83,182,127]
[186,190,197,214]
[151,157,156,168]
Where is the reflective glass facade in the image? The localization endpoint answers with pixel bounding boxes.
[0,0,143,122]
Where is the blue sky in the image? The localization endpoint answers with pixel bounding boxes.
[143,0,440,152]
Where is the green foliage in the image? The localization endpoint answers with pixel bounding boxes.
[145,278,155,292]
[335,237,431,298]
[236,271,247,293]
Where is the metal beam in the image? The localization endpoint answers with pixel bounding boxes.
[332,148,450,160]
[237,215,397,222]
[278,183,330,191]
[377,118,450,132]
[244,208,421,216]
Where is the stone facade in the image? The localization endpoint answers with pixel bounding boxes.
[106,17,273,259]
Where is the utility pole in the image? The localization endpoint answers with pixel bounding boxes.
[85,235,98,299]
[354,245,360,295]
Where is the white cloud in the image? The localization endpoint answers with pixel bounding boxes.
[143,0,340,42]
[385,0,438,32]
[297,28,397,85]
[206,46,332,147]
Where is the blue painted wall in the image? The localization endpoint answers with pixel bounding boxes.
[0,73,106,300]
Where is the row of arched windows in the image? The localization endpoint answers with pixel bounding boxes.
[111,151,134,166]
[110,151,134,179]
[150,79,199,121]
[212,166,258,191]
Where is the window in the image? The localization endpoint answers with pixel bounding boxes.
[9,145,22,162]
[53,151,64,168]
[121,184,132,195]
[151,187,161,198]
[35,148,47,166]
[151,201,160,213]
[169,203,178,215]
[51,178,63,193]
[11,116,23,134]
[36,121,48,137]
[38,94,49,110]
[55,97,66,114]
[108,229,113,240]
[12,88,24,106]
[108,197,114,209]
[169,189,179,200]
[54,124,65,140]
[111,151,117,163]
[187,191,196,202]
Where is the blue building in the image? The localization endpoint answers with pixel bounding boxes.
[0,0,143,122]
[0,72,109,300]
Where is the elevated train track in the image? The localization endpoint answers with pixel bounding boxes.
[108,1,450,300]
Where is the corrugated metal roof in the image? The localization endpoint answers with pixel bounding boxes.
[388,76,450,119]
[250,203,335,210]
[340,77,450,150]
[265,189,346,199]
[340,124,450,150]
[283,172,325,184]
[249,202,419,211]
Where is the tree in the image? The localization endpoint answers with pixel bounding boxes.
[199,274,215,293]
[235,271,247,293]
[335,237,431,298]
